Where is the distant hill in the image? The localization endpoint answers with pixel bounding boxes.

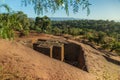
[29,17,120,22]
[29,17,81,21]
[50,17,81,21]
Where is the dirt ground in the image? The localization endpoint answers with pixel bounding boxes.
[17,33,120,80]
[0,39,96,80]
[0,33,120,80]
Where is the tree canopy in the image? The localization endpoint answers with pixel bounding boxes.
[22,0,91,15]
[35,16,51,32]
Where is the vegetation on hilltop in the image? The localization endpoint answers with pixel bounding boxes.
[0,11,30,39]
[0,0,90,39]
[0,10,120,54]
[51,20,120,54]
[0,0,119,54]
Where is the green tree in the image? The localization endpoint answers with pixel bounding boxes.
[35,16,51,32]
[69,28,80,36]
[52,27,62,35]
[110,42,120,52]
[102,37,115,50]
[42,16,51,32]
[97,31,106,44]
[29,18,35,30]
[15,11,30,36]
[0,11,30,39]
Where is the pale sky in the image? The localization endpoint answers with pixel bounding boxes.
[0,0,120,21]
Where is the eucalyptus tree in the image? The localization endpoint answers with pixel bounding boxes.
[22,0,91,15]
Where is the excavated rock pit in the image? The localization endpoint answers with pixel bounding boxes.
[64,42,87,71]
[33,39,87,71]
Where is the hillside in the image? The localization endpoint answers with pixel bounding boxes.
[0,39,95,80]
[16,33,120,80]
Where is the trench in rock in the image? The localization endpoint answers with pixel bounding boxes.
[33,41,87,71]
